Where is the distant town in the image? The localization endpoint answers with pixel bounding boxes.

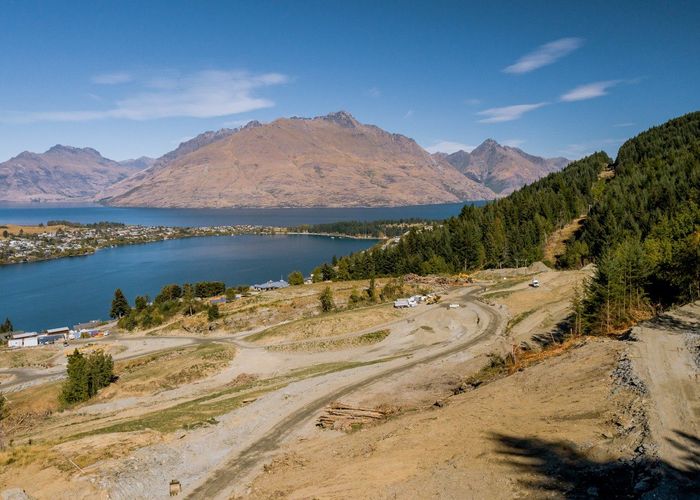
[0,221,287,265]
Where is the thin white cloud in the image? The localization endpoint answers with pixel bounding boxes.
[503,138,525,148]
[367,87,381,98]
[559,138,624,158]
[3,70,288,123]
[477,102,547,123]
[464,98,481,106]
[504,37,583,74]
[92,72,133,85]
[613,122,636,127]
[425,141,475,154]
[404,109,414,119]
[560,80,621,102]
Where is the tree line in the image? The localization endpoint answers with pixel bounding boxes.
[326,151,609,279]
[321,111,700,336]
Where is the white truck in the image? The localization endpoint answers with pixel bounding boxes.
[394,297,417,308]
[531,278,540,288]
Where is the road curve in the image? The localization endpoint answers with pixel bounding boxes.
[187,288,505,499]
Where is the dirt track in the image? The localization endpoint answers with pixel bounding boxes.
[631,301,700,491]
[186,287,504,499]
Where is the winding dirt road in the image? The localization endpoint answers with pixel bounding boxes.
[185,287,505,499]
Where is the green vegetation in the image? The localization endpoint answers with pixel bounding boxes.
[110,289,131,319]
[290,218,432,238]
[288,270,304,286]
[319,286,335,312]
[322,112,699,337]
[60,350,114,405]
[207,304,220,321]
[0,318,13,334]
[570,112,700,333]
[326,152,608,278]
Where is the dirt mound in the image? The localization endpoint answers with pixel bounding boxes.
[527,261,551,273]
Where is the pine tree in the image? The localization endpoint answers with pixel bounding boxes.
[110,289,131,319]
[319,286,335,313]
[0,318,13,333]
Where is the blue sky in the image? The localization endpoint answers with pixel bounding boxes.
[1,0,698,162]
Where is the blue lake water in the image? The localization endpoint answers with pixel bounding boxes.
[0,235,376,332]
[0,202,479,227]
[0,202,480,332]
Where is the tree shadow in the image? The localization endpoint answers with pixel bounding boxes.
[523,313,577,350]
[490,429,700,498]
[642,312,699,335]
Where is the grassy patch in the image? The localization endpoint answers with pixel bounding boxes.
[96,343,235,399]
[0,348,58,369]
[247,303,399,344]
[268,329,391,353]
[505,310,536,334]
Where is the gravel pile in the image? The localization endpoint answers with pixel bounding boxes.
[611,351,648,396]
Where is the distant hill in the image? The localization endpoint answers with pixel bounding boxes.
[0,145,144,203]
[438,139,569,194]
[119,156,156,170]
[101,111,496,208]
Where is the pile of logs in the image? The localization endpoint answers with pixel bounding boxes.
[317,402,388,431]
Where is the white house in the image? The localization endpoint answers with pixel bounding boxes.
[8,332,39,348]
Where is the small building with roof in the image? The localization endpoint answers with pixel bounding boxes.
[253,279,289,291]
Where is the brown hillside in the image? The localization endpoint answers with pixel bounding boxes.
[103,112,496,208]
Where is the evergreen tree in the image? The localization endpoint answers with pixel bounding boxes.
[207,304,220,321]
[319,286,335,312]
[60,350,89,404]
[110,289,131,319]
[134,295,149,312]
[0,318,13,333]
[287,271,304,286]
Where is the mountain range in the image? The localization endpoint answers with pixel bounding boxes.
[0,112,569,207]
[0,146,143,203]
[436,139,569,195]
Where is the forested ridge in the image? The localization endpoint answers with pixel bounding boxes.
[330,151,610,277]
[328,111,700,334]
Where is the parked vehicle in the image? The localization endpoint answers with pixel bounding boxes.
[531,278,540,288]
[394,297,417,308]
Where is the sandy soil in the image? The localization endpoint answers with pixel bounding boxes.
[247,338,645,499]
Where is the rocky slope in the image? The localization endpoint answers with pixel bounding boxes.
[101,112,496,208]
[0,145,143,203]
[439,139,569,194]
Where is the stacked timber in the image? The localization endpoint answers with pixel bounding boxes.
[317,402,388,431]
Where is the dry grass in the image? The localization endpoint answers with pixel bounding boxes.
[0,347,59,369]
[0,223,74,239]
[543,216,585,264]
[95,342,235,400]
[247,304,401,345]
[267,329,391,353]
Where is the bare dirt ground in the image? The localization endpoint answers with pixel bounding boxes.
[1,274,697,499]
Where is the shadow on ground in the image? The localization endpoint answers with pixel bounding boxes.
[491,429,699,498]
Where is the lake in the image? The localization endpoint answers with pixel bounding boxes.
[0,202,479,227]
[0,202,478,332]
[0,235,376,332]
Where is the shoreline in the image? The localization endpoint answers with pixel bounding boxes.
[0,224,383,266]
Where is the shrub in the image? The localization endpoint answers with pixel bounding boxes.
[319,286,335,313]
[288,271,304,286]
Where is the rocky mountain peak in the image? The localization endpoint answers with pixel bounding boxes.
[320,111,359,128]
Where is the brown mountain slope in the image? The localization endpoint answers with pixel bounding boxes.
[0,145,143,203]
[103,112,496,208]
[440,139,569,195]
[96,127,241,201]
